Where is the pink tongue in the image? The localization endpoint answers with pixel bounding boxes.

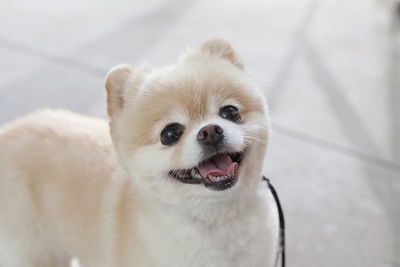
[197,154,238,178]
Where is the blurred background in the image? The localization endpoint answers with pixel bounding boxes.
[0,0,399,266]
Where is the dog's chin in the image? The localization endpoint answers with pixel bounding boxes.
[168,150,246,191]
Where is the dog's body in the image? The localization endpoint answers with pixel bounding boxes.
[0,39,279,267]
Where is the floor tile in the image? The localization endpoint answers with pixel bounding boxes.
[265,131,400,267]
[0,0,170,54]
[265,0,400,164]
[0,53,106,123]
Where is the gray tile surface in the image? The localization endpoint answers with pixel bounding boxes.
[265,132,400,267]
[0,46,106,122]
[0,0,399,266]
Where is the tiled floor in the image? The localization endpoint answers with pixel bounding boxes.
[1,0,399,266]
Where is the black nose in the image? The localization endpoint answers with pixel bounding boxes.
[197,124,224,146]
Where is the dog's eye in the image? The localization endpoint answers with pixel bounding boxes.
[160,123,185,146]
[219,105,241,123]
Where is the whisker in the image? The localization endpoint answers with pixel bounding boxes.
[243,125,269,130]
[241,145,265,161]
[243,136,269,144]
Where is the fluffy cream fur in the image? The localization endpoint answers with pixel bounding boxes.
[0,38,279,267]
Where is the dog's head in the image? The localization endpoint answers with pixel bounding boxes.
[105,38,269,204]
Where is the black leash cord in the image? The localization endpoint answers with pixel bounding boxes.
[262,176,285,267]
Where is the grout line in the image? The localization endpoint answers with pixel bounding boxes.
[267,0,320,111]
[0,37,107,78]
[272,123,400,173]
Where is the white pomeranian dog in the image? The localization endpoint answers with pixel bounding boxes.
[0,38,279,267]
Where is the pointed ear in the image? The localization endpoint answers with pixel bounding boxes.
[199,38,244,69]
[105,64,135,117]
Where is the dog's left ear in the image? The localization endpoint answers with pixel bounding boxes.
[106,64,153,117]
[105,64,134,117]
[199,38,244,70]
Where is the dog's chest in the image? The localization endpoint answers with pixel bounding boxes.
[136,199,277,267]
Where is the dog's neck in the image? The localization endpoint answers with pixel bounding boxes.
[146,183,265,226]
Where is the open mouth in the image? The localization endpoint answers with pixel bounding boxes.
[169,150,245,191]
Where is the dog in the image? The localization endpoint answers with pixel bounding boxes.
[0,38,279,267]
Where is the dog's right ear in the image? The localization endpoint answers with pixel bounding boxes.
[105,64,135,117]
[199,38,244,70]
